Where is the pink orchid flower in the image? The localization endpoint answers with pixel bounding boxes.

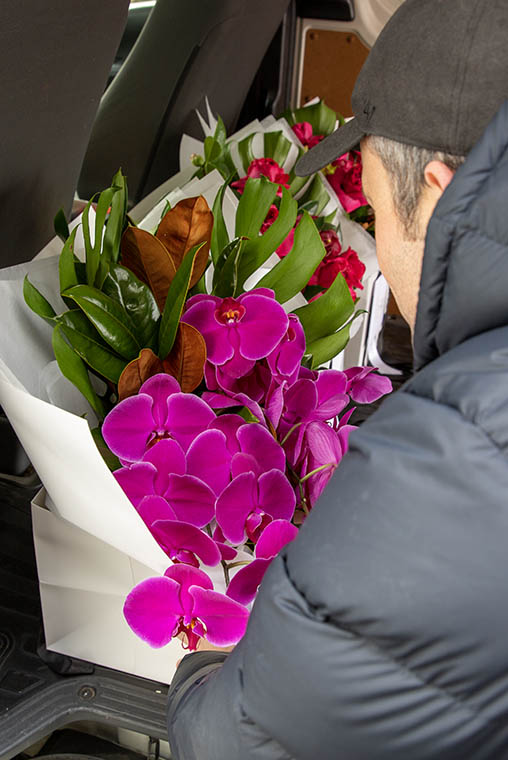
[182,290,289,377]
[226,520,298,605]
[124,564,249,650]
[102,374,215,462]
[216,468,296,545]
[344,366,393,404]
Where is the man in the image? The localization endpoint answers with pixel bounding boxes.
[166,1,508,757]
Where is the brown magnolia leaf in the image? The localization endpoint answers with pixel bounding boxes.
[118,348,164,401]
[120,226,177,312]
[162,322,206,392]
[156,196,212,288]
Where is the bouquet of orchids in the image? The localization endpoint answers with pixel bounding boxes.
[24,165,391,652]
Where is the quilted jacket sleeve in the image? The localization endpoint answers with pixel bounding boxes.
[167,385,508,760]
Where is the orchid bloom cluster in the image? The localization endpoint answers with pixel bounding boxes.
[102,370,299,651]
[104,288,391,652]
[182,287,392,515]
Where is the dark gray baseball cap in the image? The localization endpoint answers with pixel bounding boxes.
[295,0,508,176]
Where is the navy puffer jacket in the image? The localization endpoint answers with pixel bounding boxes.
[166,102,508,759]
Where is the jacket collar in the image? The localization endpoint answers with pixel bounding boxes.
[413,100,508,371]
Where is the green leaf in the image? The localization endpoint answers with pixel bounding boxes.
[204,136,223,164]
[23,276,56,323]
[237,133,256,174]
[306,311,365,368]
[103,170,128,264]
[212,237,244,297]
[94,257,110,291]
[313,211,336,232]
[214,115,227,147]
[289,174,310,197]
[59,227,80,295]
[289,100,338,136]
[63,284,140,360]
[211,180,231,266]
[264,131,291,165]
[237,184,297,289]
[102,264,160,350]
[59,308,108,341]
[91,426,121,471]
[189,267,208,295]
[235,176,278,240]
[299,174,330,216]
[288,147,310,196]
[54,208,70,243]
[293,271,354,344]
[256,213,326,303]
[52,325,105,419]
[210,143,237,182]
[94,187,115,258]
[297,200,320,215]
[238,406,260,424]
[302,284,323,300]
[74,261,88,285]
[158,243,204,359]
[58,310,126,384]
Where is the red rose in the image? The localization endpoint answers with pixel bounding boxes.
[261,206,300,257]
[231,158,290,195]
[309,230,365,300]
[291,121,324,149]
[262,214,365,300]
[326,150,367,213]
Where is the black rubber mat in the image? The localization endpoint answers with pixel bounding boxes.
[0,480,168,759]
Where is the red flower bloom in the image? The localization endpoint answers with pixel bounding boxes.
[291,121,324,149]
[326,150,367,213]
[231,158,290,196]
[260,204,279,234]
[259,204,298,257]
[309,230,365,300]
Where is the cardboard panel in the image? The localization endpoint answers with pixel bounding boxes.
[300,29,369,117]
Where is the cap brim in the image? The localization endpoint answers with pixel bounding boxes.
[294,118,365,176]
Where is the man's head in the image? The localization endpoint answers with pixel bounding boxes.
[295,0,508,329]
[359,136,463,328]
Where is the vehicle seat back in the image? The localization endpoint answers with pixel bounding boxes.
[0,0,129,266]
[78,0,290,206]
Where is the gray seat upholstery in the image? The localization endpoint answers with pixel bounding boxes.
[78,0,290,207]
[0,0,129,267]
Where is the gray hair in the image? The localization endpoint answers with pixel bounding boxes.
[366,135,465,240]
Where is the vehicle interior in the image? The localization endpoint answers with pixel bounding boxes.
[0,1,409,758]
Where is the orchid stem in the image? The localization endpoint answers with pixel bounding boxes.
[226,560,251,570]
[280,422,303,446]
[221,559,230,586]
[299,463,333,483]
[298,481,310,516]
[207,523,231,587]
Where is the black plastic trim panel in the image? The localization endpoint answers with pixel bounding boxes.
[296,0,354,21]
[1,668,168,759]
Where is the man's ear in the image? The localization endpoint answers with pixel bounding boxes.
[424,160,455,195]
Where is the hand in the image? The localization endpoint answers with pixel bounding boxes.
[176,633,234,668]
